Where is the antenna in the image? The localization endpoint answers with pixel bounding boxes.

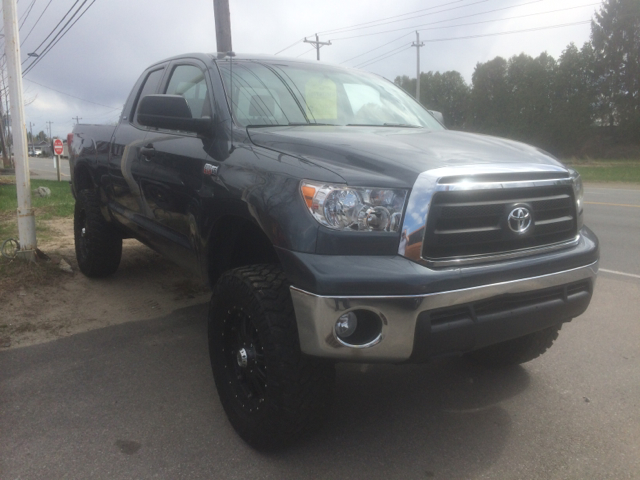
[227,51,236,153]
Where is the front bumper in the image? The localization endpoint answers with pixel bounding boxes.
[290,260,598,362]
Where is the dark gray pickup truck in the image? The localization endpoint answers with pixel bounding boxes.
[69,53,599,449]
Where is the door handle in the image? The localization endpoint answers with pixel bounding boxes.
[139,144,156,160]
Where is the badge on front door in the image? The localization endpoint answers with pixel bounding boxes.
[204,163,218,176]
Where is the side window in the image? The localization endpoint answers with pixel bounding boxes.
[132,68,165,123]
[165,65,211,119]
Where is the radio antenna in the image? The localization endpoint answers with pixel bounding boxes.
[227,51,236,153]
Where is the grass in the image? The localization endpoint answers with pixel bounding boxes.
[0,178,74,242]
[564,159,640,183]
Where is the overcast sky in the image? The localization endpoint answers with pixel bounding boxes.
[2,0,601,139]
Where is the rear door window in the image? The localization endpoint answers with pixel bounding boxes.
[132,68,165,125]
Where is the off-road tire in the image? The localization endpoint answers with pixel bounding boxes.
[74,189,122,278]
[208,264,335,450]
[465,324,563,368]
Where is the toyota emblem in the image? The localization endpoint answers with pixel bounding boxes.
[508,207,532,233]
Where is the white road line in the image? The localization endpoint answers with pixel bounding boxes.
[586,187,640,193]
[30,168,70,177]
[600,269,640,279]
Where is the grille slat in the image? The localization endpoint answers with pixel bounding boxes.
[423,185,577,260]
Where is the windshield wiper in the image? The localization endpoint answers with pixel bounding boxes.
[288,122,337,126]
[346,123,421,128]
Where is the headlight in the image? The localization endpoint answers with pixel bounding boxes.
[301,181,407,232]
[568,168,584,230]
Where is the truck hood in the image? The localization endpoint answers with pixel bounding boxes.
[247,126,567,188]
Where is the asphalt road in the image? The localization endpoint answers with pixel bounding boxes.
[584,185,640,276]
[27,155,71,181]
[1,186,639,480]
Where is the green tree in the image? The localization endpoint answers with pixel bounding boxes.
[394,72,470,128]
[504,52,556,150]
[419,71,470,129]
[468,56,510,136]
[551,43,596,155]
[591,0,640,137]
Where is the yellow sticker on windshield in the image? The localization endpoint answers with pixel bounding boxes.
[305,78,337,120]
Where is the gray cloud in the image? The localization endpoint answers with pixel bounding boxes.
[10,0,598,138]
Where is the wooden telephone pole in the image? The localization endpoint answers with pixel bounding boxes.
[304,34,332,61]
[412,31,424,104]
[213,0,232,53]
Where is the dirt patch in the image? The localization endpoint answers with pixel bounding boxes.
[0,217,210,349]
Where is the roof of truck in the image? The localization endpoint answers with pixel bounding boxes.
[148,52,335,69]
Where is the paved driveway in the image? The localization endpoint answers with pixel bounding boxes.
[1,185,639,479]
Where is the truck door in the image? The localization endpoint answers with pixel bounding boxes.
[108,66,167,233]
[133,61,217,271]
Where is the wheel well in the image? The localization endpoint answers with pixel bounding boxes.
[74,164,94,193]
[207,216,280,285]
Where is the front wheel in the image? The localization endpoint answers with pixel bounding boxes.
[465,324,563,368]
[74,189,122,278]
[208,265,335,450]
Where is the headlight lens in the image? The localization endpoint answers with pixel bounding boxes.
[301,181,407,232]
[568,168,584,230]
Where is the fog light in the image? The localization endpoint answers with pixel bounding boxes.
[335,312,358,338]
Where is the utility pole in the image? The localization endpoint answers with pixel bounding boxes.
[3,0,36,257]
[29,121,34,151]
[303,34,332,61]
[213,0,232,53]
[46,121,53,140]
[72,116,82,125]
[411,31,424,104]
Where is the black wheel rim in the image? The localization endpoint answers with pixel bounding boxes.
[222,306,267,412]
[75,207,89,261]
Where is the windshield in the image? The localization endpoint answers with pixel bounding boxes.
[217,59,444,130]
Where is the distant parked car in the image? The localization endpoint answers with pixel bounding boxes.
[28,149,35,156]
[33,147,43,156]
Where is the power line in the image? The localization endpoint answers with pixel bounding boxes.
[355,43,412,68]
[356,46,412,69]
[340,32,413,65]
[23,0,89,73]
[355,20,591,70]
[323,0,491,37]
[318,0,472,35]
[22,0,82,64]
[274,37,305,55]
[420,19,591,44]
[23,0,97,75]
[20,0,54,47]
[273,0,474,55]
[23,77,122,110]
[341,2,600,66]
[296,47,316,58]
[331,0,548,41]
[18,0,37,31]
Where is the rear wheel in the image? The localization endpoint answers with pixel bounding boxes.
[74,189,122,277]
[465,324,562,368]
[208,264,335,450]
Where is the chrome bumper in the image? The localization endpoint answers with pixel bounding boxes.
[290,260,598,362]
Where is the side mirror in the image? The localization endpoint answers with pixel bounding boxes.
[428,110,445,126]
[137,95,212,135]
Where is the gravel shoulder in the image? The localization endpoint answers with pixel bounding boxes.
[0,217,210,349]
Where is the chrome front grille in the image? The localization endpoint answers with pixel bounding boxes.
[398,165,581,268]
[422,185,577,260]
